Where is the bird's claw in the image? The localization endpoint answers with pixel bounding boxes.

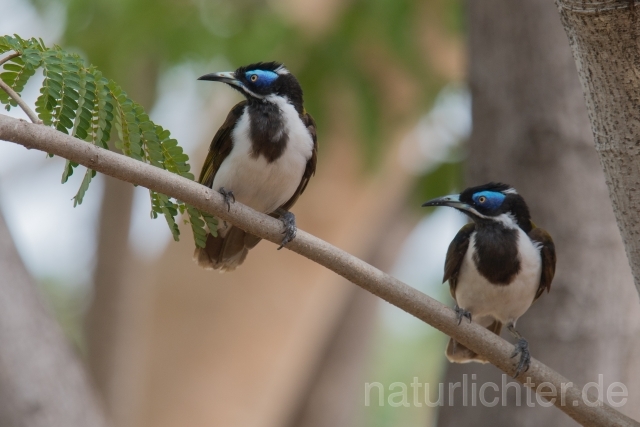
[454,305,472,325]
[218,187,235,212]
[511,338,531,378]
[278,211,297,250]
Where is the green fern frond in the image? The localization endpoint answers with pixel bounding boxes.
[0,55,39,109]
[152,192,181,241]
[186,205,208,249]
[157,129,194,180]
[201,211,219,238]
[93,71,114,150]
[0,34,214,246]
[73,169,96,207]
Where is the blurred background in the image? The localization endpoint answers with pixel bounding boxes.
[1,0,640,426]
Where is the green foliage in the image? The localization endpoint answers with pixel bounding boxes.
[55,0,447,169]
[186,205,207,249]
[0,35,217,246]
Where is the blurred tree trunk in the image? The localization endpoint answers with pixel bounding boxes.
[437,0,640,425]
[0,209,108,427]
[285,209,410,427]
[85,176,135,417]
[284,288,378,427]
[85,57,158,425]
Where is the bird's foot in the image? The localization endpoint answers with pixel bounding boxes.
[511,338,531,378]
[218,187,235,212]
[454,305,472,325]
[277,211,296,250]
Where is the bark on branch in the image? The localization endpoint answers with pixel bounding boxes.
[556,0,640,298]
[0,114,636,427]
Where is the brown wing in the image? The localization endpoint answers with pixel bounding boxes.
[528,225,556,301]
[279,111,318,211]
[444,223,475,300]
[198,101,247,187]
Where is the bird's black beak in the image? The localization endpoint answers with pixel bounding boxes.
[198,71,242,88]
[422,194,470,210]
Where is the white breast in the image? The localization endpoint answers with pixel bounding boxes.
[454,228,542,325]
[212,97,314,216]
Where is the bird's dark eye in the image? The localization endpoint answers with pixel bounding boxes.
[478,196,487,203]
[250,74,258,82]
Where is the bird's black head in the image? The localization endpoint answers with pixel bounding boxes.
[422,182,532,232]
[198,61,304,112]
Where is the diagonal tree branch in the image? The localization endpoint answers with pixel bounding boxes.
[0,114,637,427]
[0,52,20,67]
[0,80,42,124]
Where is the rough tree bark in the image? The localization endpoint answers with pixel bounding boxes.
[437,0,640,426]
[0,209,108,427]
[555,0,640,298]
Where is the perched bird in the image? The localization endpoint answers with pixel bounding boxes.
[422,183,556,377]
[194,62,317,271]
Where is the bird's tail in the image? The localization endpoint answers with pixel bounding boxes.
[445,318,502,364]
[194,226,261,272]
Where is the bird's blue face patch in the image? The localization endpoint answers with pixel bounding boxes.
[472,191,505,210]
[245,69,279,88]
